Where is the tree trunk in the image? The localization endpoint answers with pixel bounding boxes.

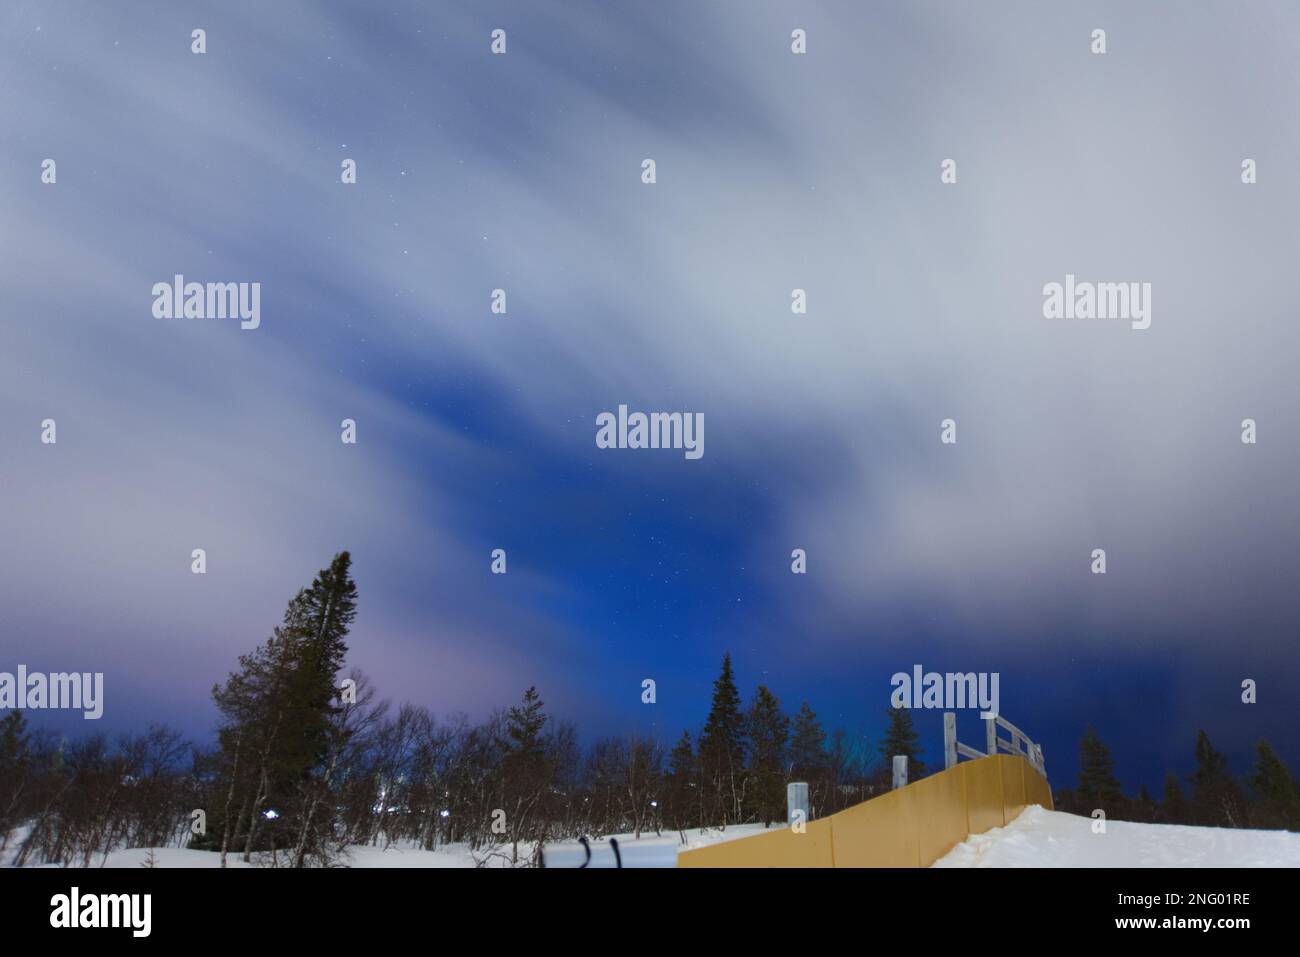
[243,767,269,863]
[219,729,243,869]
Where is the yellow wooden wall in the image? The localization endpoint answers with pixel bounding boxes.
[677,754,1052,868]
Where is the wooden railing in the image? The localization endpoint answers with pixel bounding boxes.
[943,711,1046,777]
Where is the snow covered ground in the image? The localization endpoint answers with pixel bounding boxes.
[1,824,768,869]
[933,805,1300,867]
[9,811,1296,867]
[542,823,770,868]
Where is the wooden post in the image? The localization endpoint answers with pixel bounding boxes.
[892,755,908,789]
[943,712,957,769]
[985,714,998,757]
[787,781,810,827]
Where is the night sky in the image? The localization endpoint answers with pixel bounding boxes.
[2,1,1298,796]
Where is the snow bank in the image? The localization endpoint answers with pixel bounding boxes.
[933,805,1300,867]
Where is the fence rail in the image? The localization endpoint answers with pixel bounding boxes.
[943,711,1046,778]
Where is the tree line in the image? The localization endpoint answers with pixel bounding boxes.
[1054,725,1300,830]
[2,551,1297,866]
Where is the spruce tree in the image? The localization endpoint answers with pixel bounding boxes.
[1162,771,1188,824]
[788,702,827,776]
[1249,739,1300,830]
[0,711,31,841]
[664,731,697,833]
[289,552,358,761]
[1133,785,1157,823]
[0,710,28,768]
[210,614,307,860]
[1190,730,1246,827]
[208,551,358,863]
[746,686,789,827]
[497,687,552,863]
[879,707,925,784]
[501,687,547,770]
[1077,726,1123,813]
[698,653,746,826]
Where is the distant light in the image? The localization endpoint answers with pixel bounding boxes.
[439,810,450,818]
[263,809,279,820]
[650,801,658,808]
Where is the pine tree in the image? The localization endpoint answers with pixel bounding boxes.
[211,615,306,861]
[208,551,359,864]
[497,687,552,863]
[0,710,27,759]
[879,707,925,784]
[1161,770,1188,824]
[664,731,697,833]
[1132,784,1157,823]
[1249,739,1300,831]
[1077,726,1123,813]
[698,653,746,826]
[1190,730,1246,828]
[788,701,828,815]
[746,686,789,827]
[826,727,861,810]
[288,552,358,765]
[625,736,662,839]
[501,687,547,767]
[0,711,31,842]
[1052,786,1079,815]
